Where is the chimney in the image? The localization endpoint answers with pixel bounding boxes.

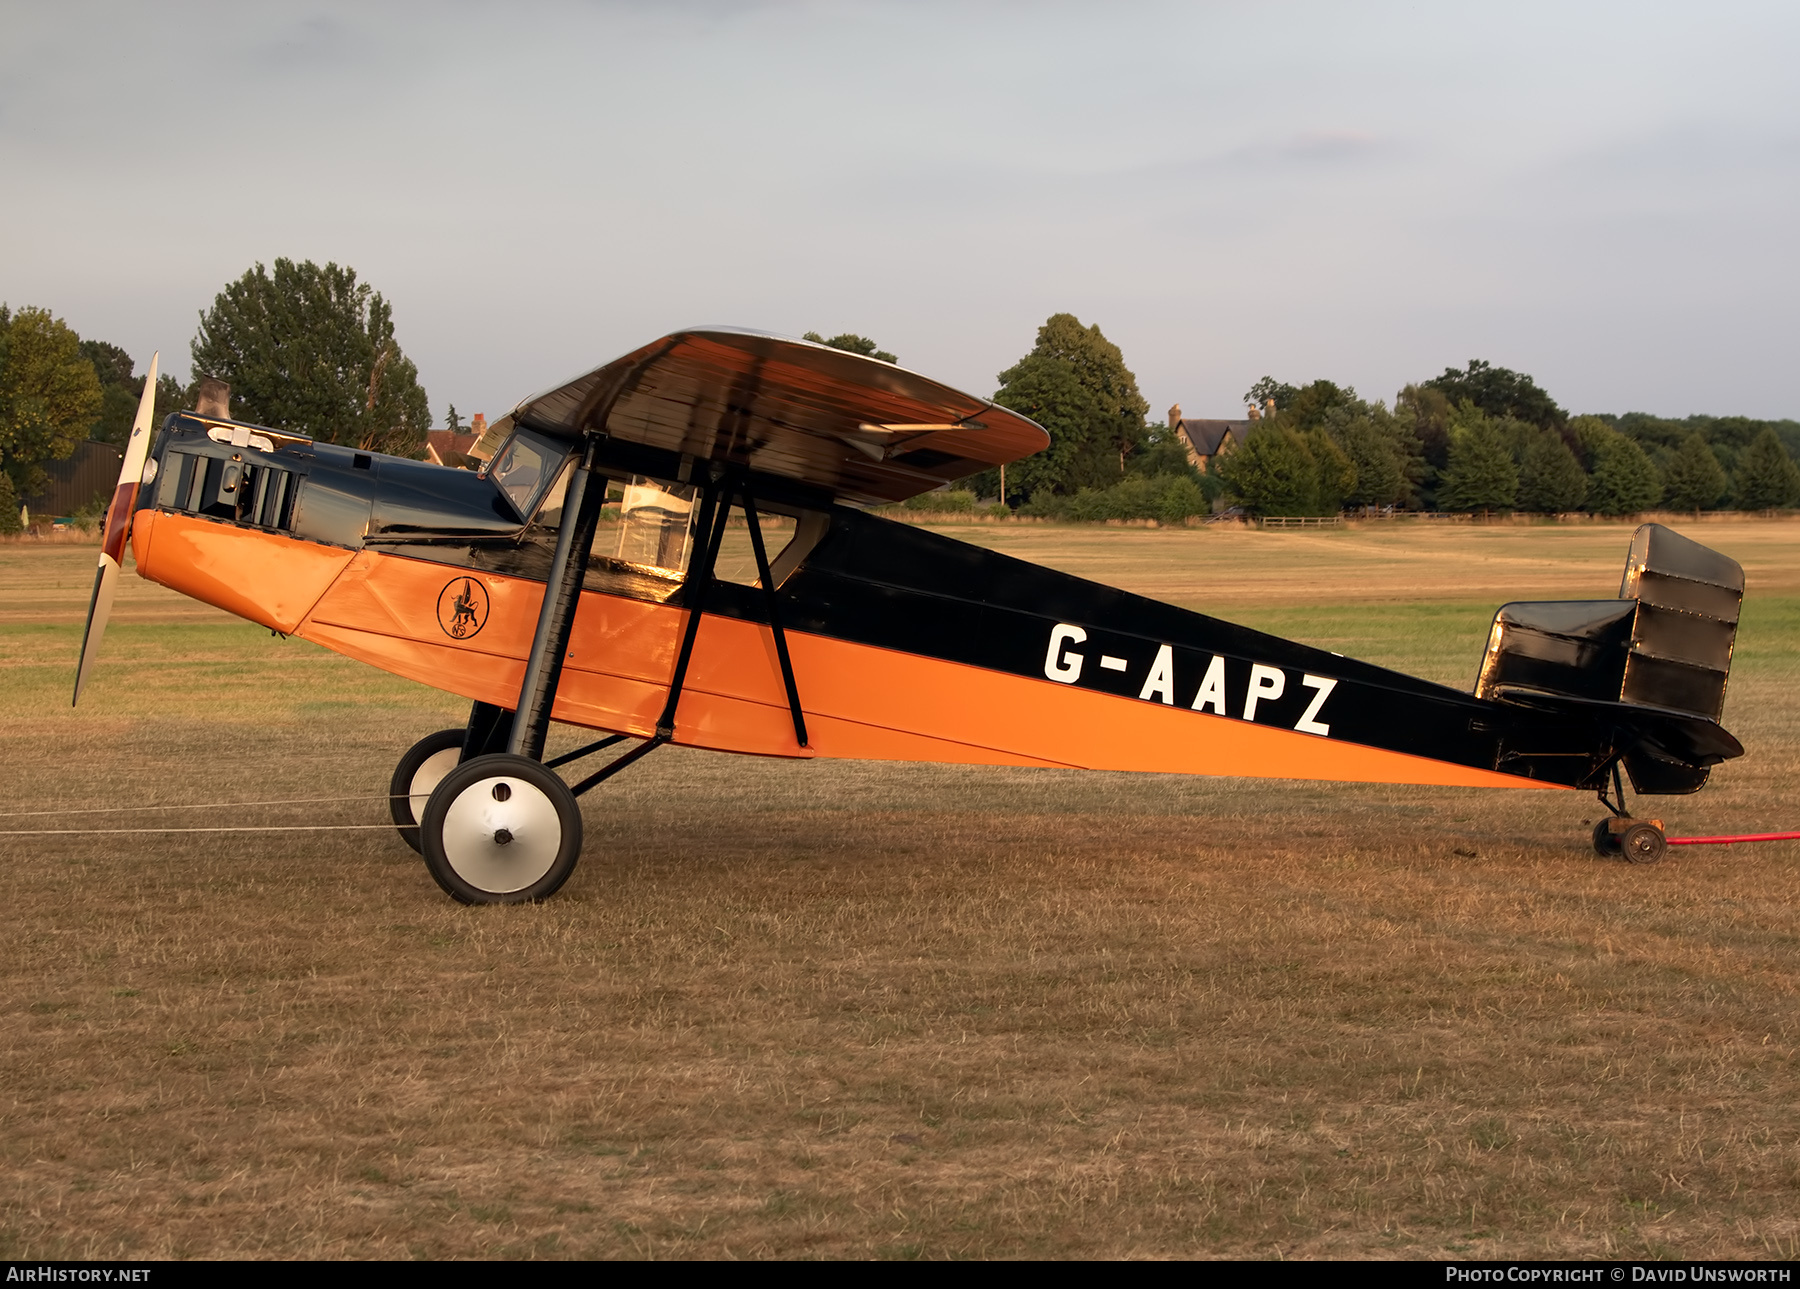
[1168,403,1181,429]
[1264,397,1277,419]
[470,413,486,436]
[196,377,231,420]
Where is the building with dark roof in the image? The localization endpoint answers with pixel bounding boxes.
[1168,403,1251,473]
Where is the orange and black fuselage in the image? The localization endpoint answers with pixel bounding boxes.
[130,414,1614,793]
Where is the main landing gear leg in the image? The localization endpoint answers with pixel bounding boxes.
[386,700,515,854]
[419,435,608,904]
[1590,759,1667,865]
[407,456,744,903]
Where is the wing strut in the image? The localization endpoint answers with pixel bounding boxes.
[508,434,608,761]
[653,476,809,750]
[742,488,809,749]
[495,455,811,798]
[655,470,734,741]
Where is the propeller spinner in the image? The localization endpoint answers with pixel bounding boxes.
[73,351,159,706]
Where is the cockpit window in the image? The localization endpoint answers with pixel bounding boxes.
[532,459,573,530]
[488,430,568,520]
[611,478,695,574]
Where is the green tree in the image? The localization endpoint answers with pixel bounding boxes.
[1217,425,1321,516]
[81,339,135,392]
[1336,415,1409,507]
[1566,415,1613,472]
[1279,380,1361,431]
[986,352,1104,498]
[1425,359,1564,430]
[993,313,1149,497]
[84,339,141,445]
[191,259,431,456]
[1152,474,1213,523]
[1306,427,1356,512]
[1243,375,1300,413]
[1236,376,1415,509]
[1394,383,1454,501]
[444,404,464,433]
[1438,415,1519,513]
[1732,427,1800,510]
[0,470,19,534]
[1609,412,1800,473]
[802,331,898,364]
[80,338,185,446]
[1586,430,1662,515]
[1517,430,1588,513]
[1661,433,1728,513]
[1126,421,1204,480]
[0,305,104,496]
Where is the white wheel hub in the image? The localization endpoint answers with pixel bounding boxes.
[409,747,462,821]
[439,775,563,893]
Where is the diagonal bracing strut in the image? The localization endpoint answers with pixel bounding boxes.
[740,487,808,749]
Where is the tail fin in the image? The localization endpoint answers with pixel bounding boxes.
[1476,524,1743,794]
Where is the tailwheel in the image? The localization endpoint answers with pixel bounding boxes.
[1620,821,1668,865]
[419,753,583,904]
[389,729,468,854]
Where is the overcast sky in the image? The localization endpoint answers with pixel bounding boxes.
[4,1,1797,425]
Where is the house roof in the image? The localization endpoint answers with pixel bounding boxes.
[1176,418,1251,457]
[425,430,482,467]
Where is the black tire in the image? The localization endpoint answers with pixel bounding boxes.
[389,729,468,854]
[1620,822,1667,865]
[1592,820,1621,858]
[419,753,583,904]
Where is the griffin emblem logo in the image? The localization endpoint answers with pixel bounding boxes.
[436,576,490,640]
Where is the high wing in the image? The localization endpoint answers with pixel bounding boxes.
[486,327,1049,506]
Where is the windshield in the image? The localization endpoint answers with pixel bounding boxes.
[488,430,568,519]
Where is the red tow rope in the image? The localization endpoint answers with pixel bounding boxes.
[1665,831,1800,847]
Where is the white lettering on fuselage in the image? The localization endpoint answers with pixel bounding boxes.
[1295,674,1337,736]
[1044,624,1336,737]
[1044,624,1086,683]
[1243,663,1285,721]
[1138,645,1175,703]
[1192,654,1227,715]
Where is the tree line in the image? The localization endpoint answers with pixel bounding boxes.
[7,270,1798,533]
[950,318,1800,521]
[1217,361,1800,518]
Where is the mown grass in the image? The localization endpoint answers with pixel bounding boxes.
[1,519,1798,1260]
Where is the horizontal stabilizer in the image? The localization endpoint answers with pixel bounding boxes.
[1490,686,1742,763]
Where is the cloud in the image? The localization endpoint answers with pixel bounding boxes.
[1550,120,1800,187]
[1257,129,1384,165]
[251,15,355,71]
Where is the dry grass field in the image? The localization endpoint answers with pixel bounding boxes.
[2,517,1798,1260]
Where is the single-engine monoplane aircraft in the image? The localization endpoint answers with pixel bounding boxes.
[75,329,1747,902]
